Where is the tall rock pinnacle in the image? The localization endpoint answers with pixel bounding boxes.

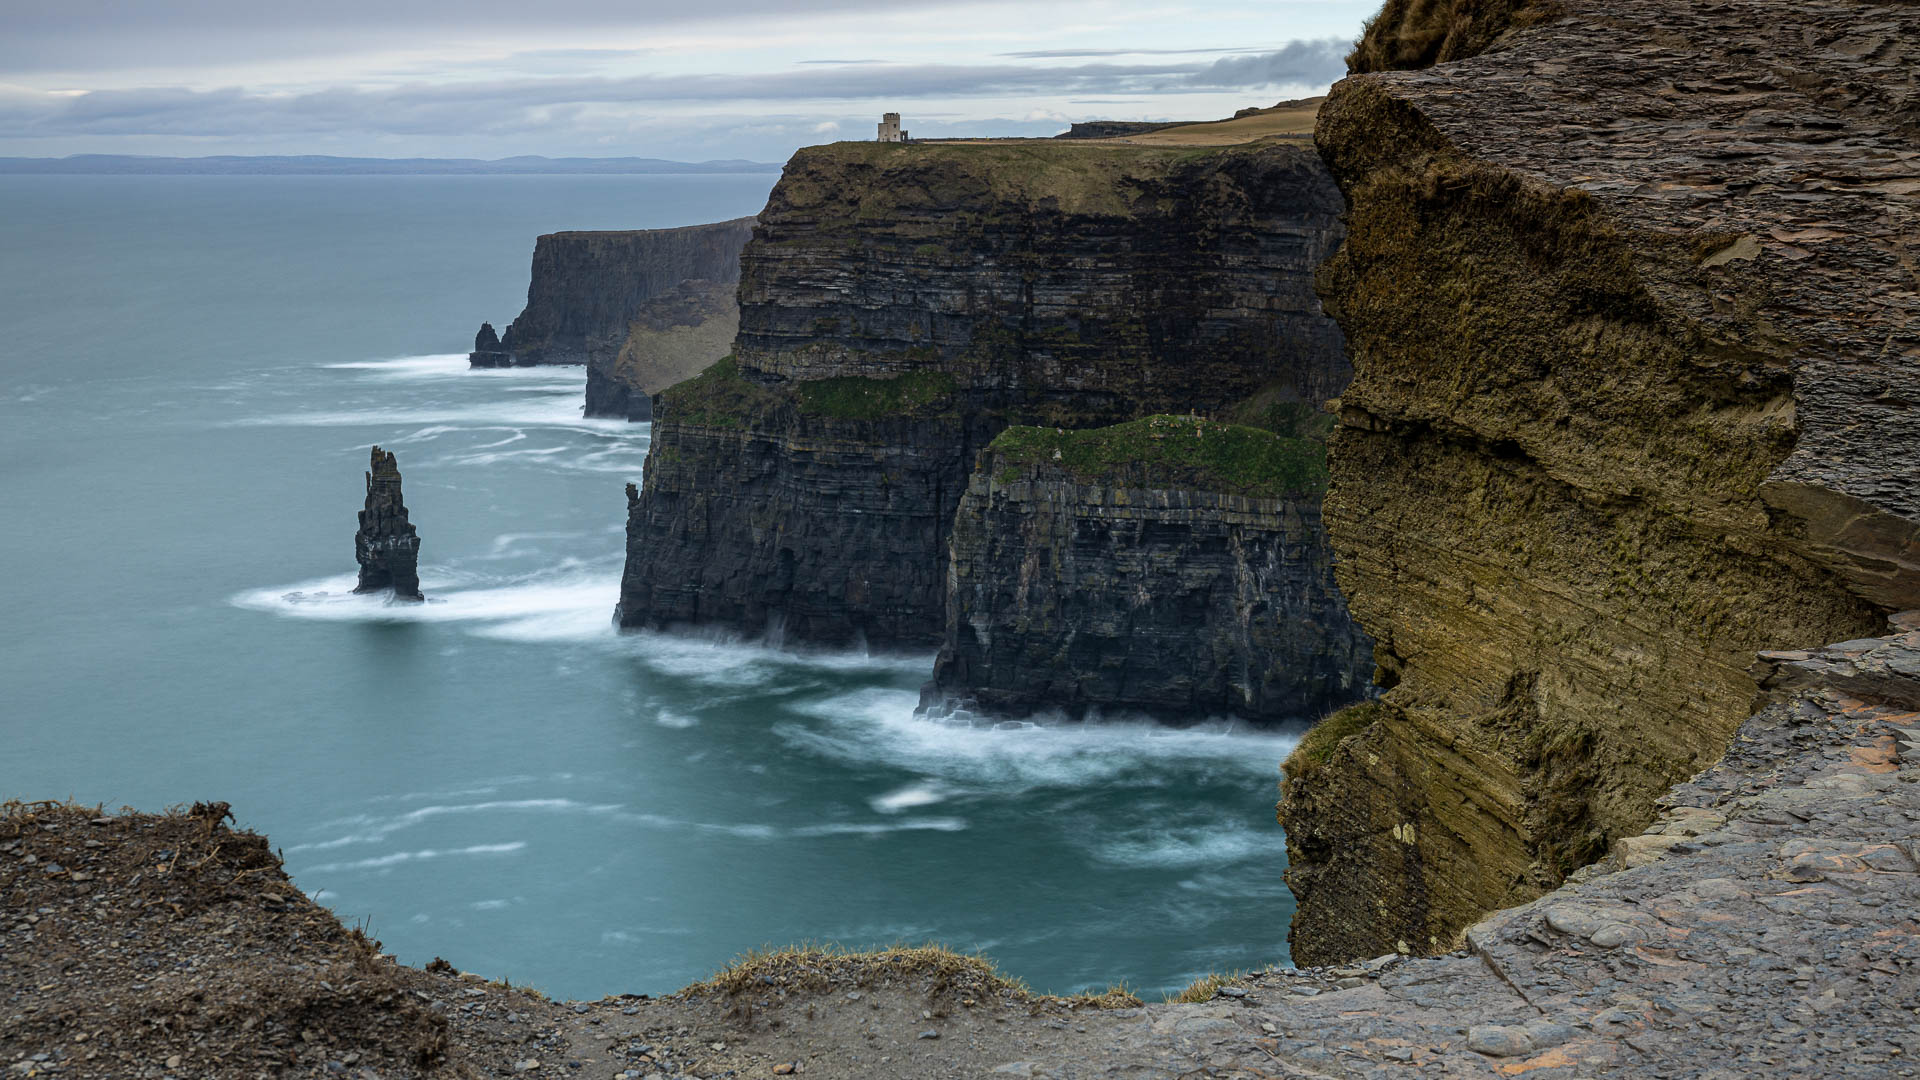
[353,446,424,601]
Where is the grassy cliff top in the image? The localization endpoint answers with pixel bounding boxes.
[771,138,1319,218]
[988,414,1328,498]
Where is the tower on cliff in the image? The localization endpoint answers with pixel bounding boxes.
[353,446,424,601]
[877,113,909,142]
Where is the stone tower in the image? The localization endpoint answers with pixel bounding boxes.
[877,113,908,142]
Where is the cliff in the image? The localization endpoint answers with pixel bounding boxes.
[581,279,740,422]
[925,415,1371,721]
[1282,0,1918,965]
[353,446,423,601]
[470,217,754,368]
[619,139,1351,649]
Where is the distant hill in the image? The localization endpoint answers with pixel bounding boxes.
[0,155,783,175]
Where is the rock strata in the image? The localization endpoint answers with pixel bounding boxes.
[353,446,423,601]
[620,140,1351,648]
[471,217,754,368]
[1283,0,1917,965]
[926,416,1371,721]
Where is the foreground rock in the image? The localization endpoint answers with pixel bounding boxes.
[470,218,754,369]
[353,446,423,601]
[926,416,1371,722]
[619,139,1352,649]
[8,619,1917,1076]
[1283,0,1918,965]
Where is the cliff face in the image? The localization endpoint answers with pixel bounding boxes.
[582,279,740,422]
[925,416,1371,721]
[1283,0,1917,965]
[353,446,423,601]
[471,218,754,368]
[619,140,1351,649]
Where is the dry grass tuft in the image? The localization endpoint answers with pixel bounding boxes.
[1166,971,1249,1004]
[685,943,1029,1002]
[1346,0,1560,74]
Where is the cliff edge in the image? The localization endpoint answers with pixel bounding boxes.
[618,140,1352,649]
[470,218,754,369]
[1283,0,1918,965]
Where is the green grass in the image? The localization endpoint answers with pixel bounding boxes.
[988,414,1327,498]
[1289,702,1385,769]
[656,356,784,428]
[797,370,957,420]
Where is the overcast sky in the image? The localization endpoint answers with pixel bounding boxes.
[0,0,1379,161]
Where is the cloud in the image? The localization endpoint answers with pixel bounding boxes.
[0,42,1348,140]
[0,0,958,72]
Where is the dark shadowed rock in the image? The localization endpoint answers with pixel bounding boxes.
[582,279,740,422]
[491,219,755,369]
[353,446,423,601]
[468,321,511,368]
[619,141,1353,649]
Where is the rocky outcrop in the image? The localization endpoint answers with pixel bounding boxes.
[1282,0,1917,966]
[619,140,1351,649]
[582,279,740,422]
[353,446,423,601]
[467,321,510,367]
[470,217,754,368]
[924,416,1371,721]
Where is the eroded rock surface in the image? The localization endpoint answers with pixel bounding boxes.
[353,446,423,601]
[926,417,1371,722]
[1284,0,1917,965]
[471,218,754,368]
[619,140,1351,648]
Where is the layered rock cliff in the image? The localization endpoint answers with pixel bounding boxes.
[1282,0,1917,965]
[470,217,754,368]
[582,279,740,422]
[353,446,423,601]
[925,415,1371,721]
[619,140,1351,649]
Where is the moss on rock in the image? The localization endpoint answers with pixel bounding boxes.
[987,415,1327,498]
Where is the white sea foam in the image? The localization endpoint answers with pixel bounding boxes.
[301,841,527,874]
[792,818,968,836]
[780,688,1303,791]
[869,781,952,814]
[654,711,700,729]
[233,572,621,640]
[324,354,578,381]
[1087,823,1270,869]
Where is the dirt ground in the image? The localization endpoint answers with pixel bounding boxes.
[0,802,1178,1080]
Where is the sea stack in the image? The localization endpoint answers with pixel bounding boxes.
[353,446,424,601]
[468,321,512,367]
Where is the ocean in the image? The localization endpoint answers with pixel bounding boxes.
[0,172,1304,999]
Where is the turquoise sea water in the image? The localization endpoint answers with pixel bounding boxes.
[0,173,1305,999]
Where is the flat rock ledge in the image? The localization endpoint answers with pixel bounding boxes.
[6,618,1918,1078]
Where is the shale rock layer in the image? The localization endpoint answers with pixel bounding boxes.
[620,140,1351,648]
[927,418,1371,722]
[1284,0,1917,965]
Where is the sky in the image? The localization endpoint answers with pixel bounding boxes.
[0,0,1381,162]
